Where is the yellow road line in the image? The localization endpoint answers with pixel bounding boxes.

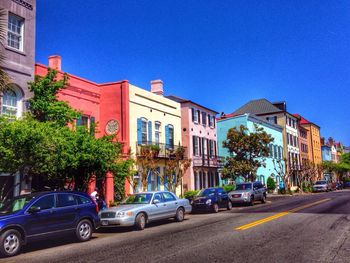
[235,198,331,231]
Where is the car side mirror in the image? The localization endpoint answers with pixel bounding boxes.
[153,199,160,204]
[28,206,41,213]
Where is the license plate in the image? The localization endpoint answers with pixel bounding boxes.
[101,220,109,226]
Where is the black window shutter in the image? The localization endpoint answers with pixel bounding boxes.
[197,110,201,124]
[192,136,196,155]
[191,108,195,122]
[199,136,202,156]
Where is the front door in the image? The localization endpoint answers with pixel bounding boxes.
[149,193,167,220]
[25,194,56,238]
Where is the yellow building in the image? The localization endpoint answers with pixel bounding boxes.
[129,80,183,195]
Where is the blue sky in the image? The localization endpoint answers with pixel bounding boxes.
[36,0,350,145]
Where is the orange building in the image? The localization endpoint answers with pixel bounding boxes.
[294,114,322,165]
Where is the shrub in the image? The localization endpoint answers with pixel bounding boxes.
[184,190,200,200]
[223,184,235,193]
[267,177,276,193]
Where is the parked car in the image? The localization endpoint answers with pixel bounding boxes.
[0,191,99,257]
[313,180,331,192]
[191,187,232,213]
[343,181,350,188]
[99,191,191,230]
[336,182,343,190]
[228,182,267,206]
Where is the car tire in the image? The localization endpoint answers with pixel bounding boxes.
[212,203,219,213]
[227,201,233,210]
[175,208,185,222]
[135,213,147,230]
[249,196,254,206]
[261,194,266,204]
[0,229,22,257]
[75,219,93,242]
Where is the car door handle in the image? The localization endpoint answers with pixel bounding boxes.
[175,202,178,205]
[163,204,167,206]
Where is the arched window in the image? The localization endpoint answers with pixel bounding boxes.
[2,86,23,118]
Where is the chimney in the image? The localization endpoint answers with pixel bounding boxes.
[48,55,62,71]
[150,79,164,96]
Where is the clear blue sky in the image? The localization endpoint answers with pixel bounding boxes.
[36,0,350,145]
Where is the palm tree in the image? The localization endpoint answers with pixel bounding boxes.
[0,8,9,92]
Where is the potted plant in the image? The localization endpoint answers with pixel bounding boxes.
[150,144,161,157]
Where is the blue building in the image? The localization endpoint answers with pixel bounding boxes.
[217,113,285,186]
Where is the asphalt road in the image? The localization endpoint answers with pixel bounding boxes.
[3,190,350,263]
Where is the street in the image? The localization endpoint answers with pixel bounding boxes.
[3,190,350,263]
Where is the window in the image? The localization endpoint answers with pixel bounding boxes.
[197,110,201,124]
[192,108,198,123]
[8,13,24,51]
[163,192,176,202]
[153,193,164,203]
[269,144,273,157]
[76,195,92,205]
[168,125,174,147]
[273,145,278,159]
[57,194,77,207]
[155,121,161,145]
[278,146,281,159]
[2,89,18,118]
[202,112,207,126]
[141,118,148,144]
[193,136,199,156]
[31,195,55,210]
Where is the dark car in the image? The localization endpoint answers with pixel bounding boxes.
[344,181,350,188]
[191,187,232,213]
[0,191,100,257]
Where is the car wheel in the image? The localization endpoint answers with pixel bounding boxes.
[261,194,266,204]
[0,229,22,257]
[175,208,185,222]
[249,196,254,206]
[135,213,146,230]
[212,203,219,213]
[76,219,92,242]
[227,201,233,210]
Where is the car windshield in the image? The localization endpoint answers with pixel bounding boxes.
[315,181,327,185]
[197,188,216,197]
[235,184,252,190]
[0,195,34,215]
[121,193,153,204]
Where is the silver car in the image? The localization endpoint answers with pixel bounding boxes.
[228,182,267,206]
[313,180,330,192]
[99,191,192,230]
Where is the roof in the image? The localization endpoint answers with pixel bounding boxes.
[293,114,320,128]
[166,95,219,114]
[232,98,284,115]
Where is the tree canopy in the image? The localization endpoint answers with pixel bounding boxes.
[222,124,274,182]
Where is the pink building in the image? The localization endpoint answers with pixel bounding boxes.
[167,96,220,191]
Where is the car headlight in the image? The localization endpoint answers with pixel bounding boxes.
[206,199,212,205]
[242,192,250,198]
[117,211,133,217]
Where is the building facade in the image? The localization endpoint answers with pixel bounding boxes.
[36,56,130,205]
[167,95,220,191]
[0,0,36,197]
[294,114,322,165]
[130,80,184,196]
[231,99,300,187]
[217,113,285,186]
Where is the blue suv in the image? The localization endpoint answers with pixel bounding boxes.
[0,191,100,257]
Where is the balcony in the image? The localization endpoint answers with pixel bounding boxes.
[135,142,187,160]
[192,154,225,168]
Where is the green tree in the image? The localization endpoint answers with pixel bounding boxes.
[28,68,80,126]
[266,176,276,193]
[222,124,274,182]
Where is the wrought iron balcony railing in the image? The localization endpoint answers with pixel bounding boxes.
[135,142,187,160]
[192,154,225,168]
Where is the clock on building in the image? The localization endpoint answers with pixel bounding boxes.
[105,120,119,135]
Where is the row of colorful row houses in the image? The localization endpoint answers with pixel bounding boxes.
[1,1,348,204]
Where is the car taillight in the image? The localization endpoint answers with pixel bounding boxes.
[92,199,99,213]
